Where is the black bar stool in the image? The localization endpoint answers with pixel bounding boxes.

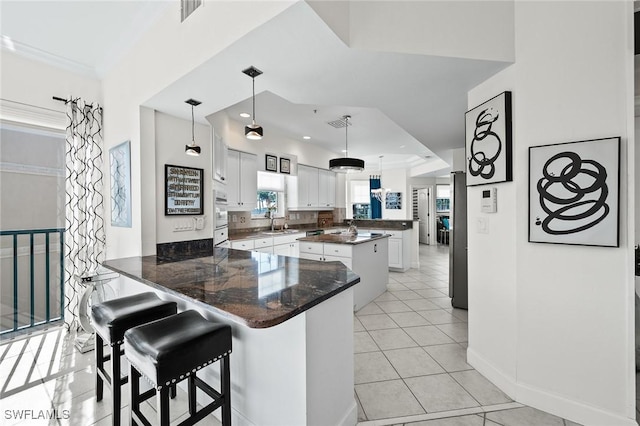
[91,292,177,426]
[124,310,232,426]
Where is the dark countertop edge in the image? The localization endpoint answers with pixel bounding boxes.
[102,258,361,329]
[297,233,391,245]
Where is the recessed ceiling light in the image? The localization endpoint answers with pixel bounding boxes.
[239,112,250,118]
[341,149,347,153]
[303,136,311,140]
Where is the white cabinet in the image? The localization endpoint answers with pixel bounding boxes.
[213,134,227,183]
[272,233,302,257]
[230,238,255,251]
[388,238,402,269]
[227,149,257,211]
[287,165,335,210]
[384,229,411,272]
[298,238,389,311]
[299,242,351,268]
[231,232,305,256]
[298,164,319,208]
[318,169,336,208]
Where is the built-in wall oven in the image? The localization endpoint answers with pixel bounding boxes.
[214,189,229,248]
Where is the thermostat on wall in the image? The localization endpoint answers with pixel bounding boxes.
[481,188,497,213]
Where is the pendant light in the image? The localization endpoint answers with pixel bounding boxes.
[329,115,365,172]
[242,66,263,140]
[185,98,201,156]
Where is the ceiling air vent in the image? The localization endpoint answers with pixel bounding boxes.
[181,0,202,22]
[327,118,352,128]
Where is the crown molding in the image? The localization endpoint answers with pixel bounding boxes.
[1,37,97,78]
[0,99,66,130]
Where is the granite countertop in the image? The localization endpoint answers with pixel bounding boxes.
[298,232,390,245]
[102,248,360,329]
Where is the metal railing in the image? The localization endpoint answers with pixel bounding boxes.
[0,228,65,335]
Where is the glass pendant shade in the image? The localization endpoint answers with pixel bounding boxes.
[185,142,201,156]
[245,122,263,140]
[243,66,263,140]
[185,98,201,156]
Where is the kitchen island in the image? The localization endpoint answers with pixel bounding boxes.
[102,248,360,426]
[298,232,389,311]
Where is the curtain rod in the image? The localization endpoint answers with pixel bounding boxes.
[52,96,97,109]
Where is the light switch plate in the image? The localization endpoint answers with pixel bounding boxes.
[476,217,489,234]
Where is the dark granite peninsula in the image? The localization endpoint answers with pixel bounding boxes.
[102,248,360,425]
[102,248,359,328]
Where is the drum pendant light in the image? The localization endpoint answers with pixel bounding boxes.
[185,98,201,156]
[329,115,365,172]
[242,66,263,140]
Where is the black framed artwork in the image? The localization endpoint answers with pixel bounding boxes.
[280,157,291,174]
[528,137,620,247]
[165,164,204,215]
[465,91,512,186]
[266,154,277,172]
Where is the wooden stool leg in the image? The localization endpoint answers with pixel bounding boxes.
[221,356,231,426]
[188,375,197,415]
[129,364,141,426]
[111,343,121,426]
[157,386,171,426]
[95,334,104,402]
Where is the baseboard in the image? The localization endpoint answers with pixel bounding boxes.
[337,399,357,426]
[466,347,518,400]
[467,347,636,426]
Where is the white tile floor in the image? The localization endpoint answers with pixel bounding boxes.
[354,244,581,426]
[0,244,582,426]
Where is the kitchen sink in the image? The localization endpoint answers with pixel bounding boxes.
[262,229,299,235]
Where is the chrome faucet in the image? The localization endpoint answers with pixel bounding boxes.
[271,216,278,232]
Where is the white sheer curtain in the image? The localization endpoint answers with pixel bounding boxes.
[64,98,105,330]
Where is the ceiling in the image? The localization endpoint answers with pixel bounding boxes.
[0,1,510,176]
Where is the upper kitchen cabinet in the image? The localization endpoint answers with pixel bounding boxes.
[287,164,335,210]
[318,169,336,208]
[212,133,228,183]
[227,149,257,211]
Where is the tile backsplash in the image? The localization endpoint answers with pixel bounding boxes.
[228,209,346,231]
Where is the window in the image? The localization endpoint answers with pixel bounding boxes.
[252,171,284,218]
[253,190,278,217]
[436,184,450,212]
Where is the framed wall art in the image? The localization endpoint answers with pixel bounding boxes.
[109,140,132,227]
[465,91,512,186]
[528,137,620,247]
[280,157,291,174]
[265,154,277,172]
[385,192,402,210]
[165,164,204,215]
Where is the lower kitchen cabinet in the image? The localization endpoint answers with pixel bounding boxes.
[299,238,388,311]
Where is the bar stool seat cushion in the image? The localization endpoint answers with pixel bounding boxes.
[91,292,177,345]
[124,310,232,387]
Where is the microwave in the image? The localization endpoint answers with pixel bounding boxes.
[214,190,228,229]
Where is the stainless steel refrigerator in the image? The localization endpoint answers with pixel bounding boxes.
[449,171,468,309]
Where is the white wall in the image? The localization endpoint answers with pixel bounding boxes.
[154,111,212,244]
[344,1,514,62]
[467,3,635,425]
[208,111,336,171]
[345,168,411,220]
[101,1,295,259]
[0,50,102,115]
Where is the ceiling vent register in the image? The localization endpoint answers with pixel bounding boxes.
[181,0,202,22]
